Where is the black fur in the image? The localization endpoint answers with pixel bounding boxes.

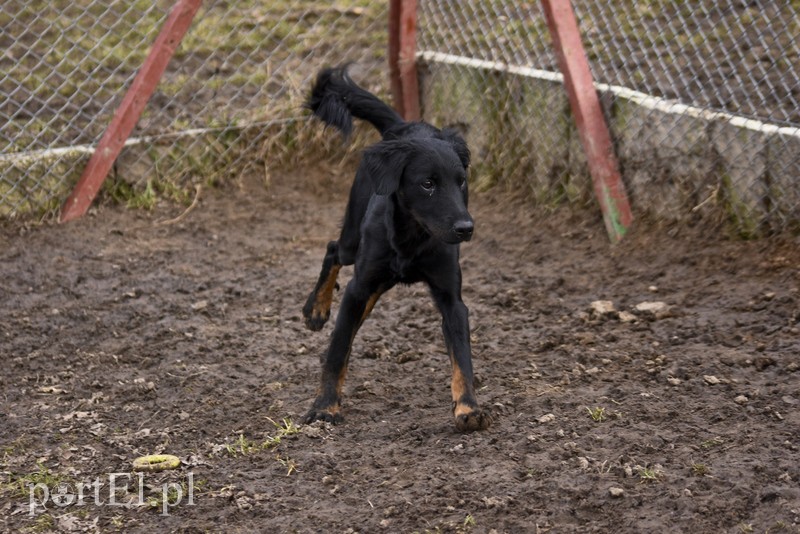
[301,66,490,432]
[305,67,403,138]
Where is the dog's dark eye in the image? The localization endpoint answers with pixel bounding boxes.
[421,179,435,191]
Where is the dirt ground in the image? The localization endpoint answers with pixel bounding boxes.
[1,165,799,533]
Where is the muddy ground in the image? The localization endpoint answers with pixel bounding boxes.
[1,165,799,533]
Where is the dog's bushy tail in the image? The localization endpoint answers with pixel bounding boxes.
[305,66,403,138]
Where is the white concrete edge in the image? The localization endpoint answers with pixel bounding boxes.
[417,50,800,140]
[0,127,215,166]
[0,117,305,167]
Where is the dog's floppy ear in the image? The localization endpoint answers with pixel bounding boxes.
[362,139,412,195]
[440,128,471,169]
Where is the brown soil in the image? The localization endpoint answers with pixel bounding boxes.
[1,165,799,533]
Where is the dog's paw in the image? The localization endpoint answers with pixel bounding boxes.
[454,408,492,432]
[303,310,329,332]
[302,407,344,425]
[302,299,330,331]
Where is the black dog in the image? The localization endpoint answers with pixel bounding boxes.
[301,66,490,432]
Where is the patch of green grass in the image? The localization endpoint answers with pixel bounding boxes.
[260,417,301,450]
[22,513,55,534]
[636,465,662,482]
[222,417,301,457]
[127,179,157,210]
[767,520,789,533]
[103,178,157,210]
[463,514,476,529]
[586,406,606,422]
[269,416,301,437]
[1,435,30,459]
[691,463,710,476]
[0,156,85,220]
[274,454,298,476]
[700,437,724,449]
[164,484,183,505]
[4,462,67,499]
[225,434,262,457]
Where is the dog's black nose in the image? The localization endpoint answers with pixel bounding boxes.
[453,220,474,241]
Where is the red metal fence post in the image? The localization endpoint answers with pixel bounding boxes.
[388,0,419,121]
[541,0,633,243]
[388,0,405,117]
[60,0,203,223]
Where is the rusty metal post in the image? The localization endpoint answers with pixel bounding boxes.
[541,0,633,242]
[388,0,419,121]
[60,0,203,223]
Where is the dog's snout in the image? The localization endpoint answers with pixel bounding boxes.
[453,220,474,241]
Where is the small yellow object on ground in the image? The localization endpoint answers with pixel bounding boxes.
[132,454,181,472]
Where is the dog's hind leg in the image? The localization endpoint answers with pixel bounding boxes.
[302,241,342,331]
[304,278,390,424]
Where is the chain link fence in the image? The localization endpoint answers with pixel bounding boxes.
[2,0,799,235]
[0,0,388,219]
[417,0,800,235]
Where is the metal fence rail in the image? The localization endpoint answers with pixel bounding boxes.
[2,0,799,235]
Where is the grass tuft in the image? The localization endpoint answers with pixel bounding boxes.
[586,406,606,422]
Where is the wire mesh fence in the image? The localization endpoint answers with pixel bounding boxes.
[417,0,800,235]
[0,0,389,219]
[2,0,799,235]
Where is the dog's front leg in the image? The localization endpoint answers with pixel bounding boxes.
[303,278,385,424]
[431,285,492,432]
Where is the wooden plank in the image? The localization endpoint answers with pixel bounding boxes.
[541,0,633,242]
[60,0,203,223]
